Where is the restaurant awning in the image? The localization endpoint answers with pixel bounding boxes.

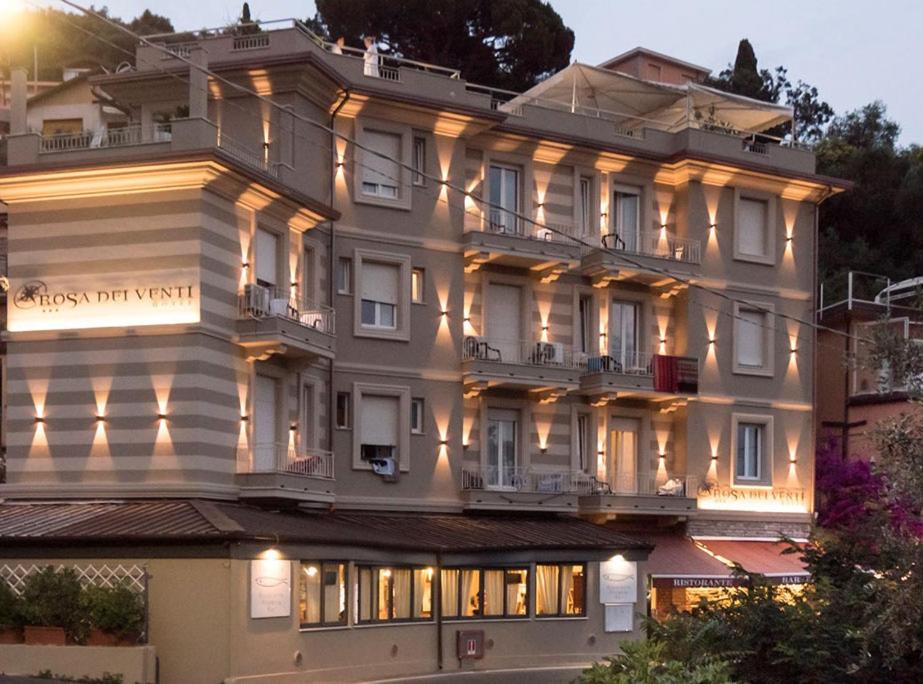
[644,532,808,588]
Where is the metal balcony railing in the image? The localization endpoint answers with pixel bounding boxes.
[577,473,699,497]
[585,352,699,394]
[241,443,335,479]
[232,34,270,51]
[239,283,335,335]
[597,230,701,264]
[463,337,583,369]
[586,350,654,375]
[39,124,172,152]
[461,464,592,494]
[217,133,280,178]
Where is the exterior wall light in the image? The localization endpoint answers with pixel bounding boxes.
[785,235,793,243]
[439,439,449,446]
[242,261,250,269]
[289,423,298,431]
[96,415,107,423]
[34,416,46,424]
[240,414,250,422]
[790,346,798,354]
[711,454,718,461]
[335,160,344,168]
[157,412,168,421]
[659,337,667,344]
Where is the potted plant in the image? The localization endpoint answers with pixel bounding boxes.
[83,582,144,646]
[0,580,23,643]
[19,566,85,645]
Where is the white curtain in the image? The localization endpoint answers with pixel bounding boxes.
[322,563,343,623]
[506,569,527,616]
[413,568,432,618]
[392,568,411,619]
[536,564,559,615]
[441,569,459,617]
[461,569,481,616]
[484,569,504,616]
[300,563,320,624]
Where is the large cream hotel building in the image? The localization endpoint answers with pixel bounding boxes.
[0,24,845,683]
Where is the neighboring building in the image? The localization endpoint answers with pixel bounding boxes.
[599,46,710,84]
[0,22,846,683]
[816,272,923,458]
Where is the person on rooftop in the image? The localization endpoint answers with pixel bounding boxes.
[330,36,345,55]
[363,35,379,77]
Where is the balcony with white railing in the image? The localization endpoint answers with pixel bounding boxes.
[237,442,336,503]
[38,123,172,153]
[463,212,582,275]
[236,284,336,361]
[580,351,699,400]
[462,337,584,394]
[578,473,699,516]
[581,229,701,287]
[460,463,591,512]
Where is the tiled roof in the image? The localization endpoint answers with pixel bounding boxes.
[0,501,649,553]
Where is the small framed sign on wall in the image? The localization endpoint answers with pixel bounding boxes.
[250,558,292,619]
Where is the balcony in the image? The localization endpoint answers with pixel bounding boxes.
[462,337,583,397]
[580,230,700,289]
[460,464,592,512]
[578,473,699,517]
[236,443,335,504]
[237,284,335,361]
[38,123,172,153]
[463,213,582,279]
[580,352,698,402]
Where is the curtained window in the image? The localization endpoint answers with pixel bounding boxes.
[441,566,529,619]
[299,561,347,627]
[536,563,586,617]
[357,565,434,623]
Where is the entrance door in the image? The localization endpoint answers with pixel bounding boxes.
[487,283,522,364]
[610,300,639,370]
[486,410,518,489]
[253,375,279,471]
[609,418,639,494]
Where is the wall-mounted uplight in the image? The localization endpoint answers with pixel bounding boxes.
[240,414,250,422]
[708,223,718,232]
[34,416,46,424]
[789,454,798,464]
[157,412,168,421]
[659,337,667,345]
[335,160,344,168]
[708,337,716,346]
[440,310,449,318]
[242,261,250,269]
[711,453,718,461]
[439,439,449,446]
[542,324,549,332]
[790,346,798,354]
[95,415,107,423]
[289,423,298,431]
[785,234,794,243]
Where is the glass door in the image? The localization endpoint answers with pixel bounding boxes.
[488,165,520,234]
[609,418,639,494]
[253,375,279,471]
[609,300,639,370]
[486,414,518,489]
[613,190,640,252]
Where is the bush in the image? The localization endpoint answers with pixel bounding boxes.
[19,566,85,639]
[82,582,144,639]
[579,640,733,684]
[0,580,22,628]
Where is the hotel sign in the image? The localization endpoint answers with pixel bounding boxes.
[250,559,292,619]
[696,485,807,513]
[8,271,199,332]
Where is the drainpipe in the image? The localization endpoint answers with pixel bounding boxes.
[328,89,350,483]
[435,551,443,670]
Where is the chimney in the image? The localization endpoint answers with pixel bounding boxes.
[10,67,28,135]
[188,46,208,120]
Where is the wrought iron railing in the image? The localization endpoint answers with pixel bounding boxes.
[461,464,591,494]
[585,352,699,394]
[596,229,701,264]
[576,473,699,497]
[463,337,584,369]
[238,283,335,335]
[217,132,280,178]
[241,443,335,479]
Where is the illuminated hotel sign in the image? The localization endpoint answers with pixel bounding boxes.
[696,485,807,513]
[7,271,200,332]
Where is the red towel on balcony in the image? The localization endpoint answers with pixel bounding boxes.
[653,355,679,393]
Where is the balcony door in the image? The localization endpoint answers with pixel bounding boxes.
[486,409,518,489]
[488,164,520,234]
[253,374,279,471]
[613,189,640,252]
[609,300,639,370]
[487,283,521,364]
[609,417,639,494]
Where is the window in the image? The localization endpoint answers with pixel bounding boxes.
[362,130,401,198]
[360,394,399,460]
[301,384,315,448]
[42,118,83,136]
[536,564,586,617]
[488,164,520,234]
[335,392,351,429]
[411,398,425,434]
[301,247,314,304]
[486,409,518,489]
[576,413,591,472]
[411,268,425,304]
[358,566,433,623]
[337,257,352,294]
[612,189,640,252]
[578,294,594,354]
[647,63,662,81]
[299,561,347,627]
[579,176,594,235]
[255,228,279,288]
[441,567,528,619]
[412,136,426,186]
[738,198,769,259]
[736,423,763,481]
[735,306,772,373]
[610,300,639,369]
[360,262,399,329]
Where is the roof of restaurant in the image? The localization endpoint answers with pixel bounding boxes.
[0,500,649,553]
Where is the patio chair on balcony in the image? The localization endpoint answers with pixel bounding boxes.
[464,336,502,362]
[601,233,626,250]
[587,475,612,495]
[587,355,620,373]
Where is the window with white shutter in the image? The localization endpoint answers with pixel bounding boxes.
[736,309,766,369]
[362,130,401,199]
[255,228,279,287]
[360,262,399,329]
[738,198,768,258]
[360,394,399,460]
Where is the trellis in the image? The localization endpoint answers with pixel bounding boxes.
[0,562,147,597]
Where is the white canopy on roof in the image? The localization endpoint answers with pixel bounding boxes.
[501,63,793,137]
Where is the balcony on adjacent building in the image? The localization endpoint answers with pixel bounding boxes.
[237,284,335,361]
[460,463,593,512]
[580,352,698,402]
[581,230,701,289]
[578,473,699,517]
[462,337,583,397]
[236,442,335,504]
[463,214,582,280]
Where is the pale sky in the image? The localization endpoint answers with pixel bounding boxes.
[36,0,923,144]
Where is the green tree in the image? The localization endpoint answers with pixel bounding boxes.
[306,0,574,92]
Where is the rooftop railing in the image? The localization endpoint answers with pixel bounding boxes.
[239,283,335,335]
[240,442,335,479]
[39,123,171,153]
[462,337,583,369]
[461,464,592,494]
[818,270,892,315]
